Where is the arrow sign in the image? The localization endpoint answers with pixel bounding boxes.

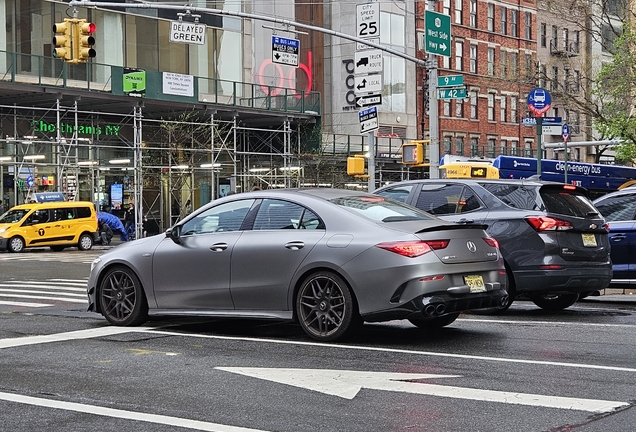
[216,368,628,413]
[354,75,382,94]
[355,93,382,107]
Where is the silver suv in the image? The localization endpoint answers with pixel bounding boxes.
[375,179,612,311]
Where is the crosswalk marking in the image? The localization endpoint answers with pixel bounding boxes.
[0,278,88,308]
[0,252,101,264]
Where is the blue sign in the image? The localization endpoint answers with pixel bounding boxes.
[271,36,300,66]
[34,192,65,202]
[522,116,562,126]
[562,123,570,141]
[527,88,551,116]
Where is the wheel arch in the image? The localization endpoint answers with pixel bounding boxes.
[93,262,152,314]
[290,266,360,323]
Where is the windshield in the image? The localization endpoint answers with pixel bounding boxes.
[330,195,437,222]
[0,209,29,224]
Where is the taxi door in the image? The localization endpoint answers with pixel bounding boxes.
[22,209,54,247]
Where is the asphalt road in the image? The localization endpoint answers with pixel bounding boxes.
[1,247,636,432]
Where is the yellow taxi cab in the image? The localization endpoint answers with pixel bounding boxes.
[0,200,99,252]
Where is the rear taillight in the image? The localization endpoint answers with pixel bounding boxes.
[563,185,577,190]
[376,240,449,258]
[525,216,573,231]
[604,223,610,233]
[482,237,499,248]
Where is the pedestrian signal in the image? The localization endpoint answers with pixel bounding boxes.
[402,142,424,165]
[347,156,365,176]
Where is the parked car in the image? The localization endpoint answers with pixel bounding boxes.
[593,187,636,286]
[375,179,612,311]
[87,188,508,341]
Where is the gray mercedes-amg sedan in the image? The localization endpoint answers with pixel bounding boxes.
[88,188,508,341]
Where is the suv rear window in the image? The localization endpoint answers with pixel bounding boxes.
[539,188,599,218]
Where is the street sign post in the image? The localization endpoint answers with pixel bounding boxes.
[425,10,451,57]
[356,3,380,39]
[271,36,300,66]
[355,93,382,108]
[359,106,379,134]
[527,88,552,175]
[562,123,570,183]
[437,75,463,87]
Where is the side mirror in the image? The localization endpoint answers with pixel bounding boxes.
[166,225,181,244]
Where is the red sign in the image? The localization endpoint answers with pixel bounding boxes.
[528,104,551,117]
[257,51,312,99]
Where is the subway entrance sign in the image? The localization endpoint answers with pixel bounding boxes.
[425,10,451,57]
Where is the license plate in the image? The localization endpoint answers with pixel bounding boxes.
[582,233,597,247]
[465,275,486,293]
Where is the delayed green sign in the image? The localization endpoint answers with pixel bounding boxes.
[425,10,451,57]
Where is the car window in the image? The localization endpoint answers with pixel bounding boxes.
[594,194,636,221]
[540,187,599,217]
[181,199,254,235]
[299,209,324,230]
[76,207,92,219]
[253,199,306,230]
[414,184,482,215]
[375,185,413,203]
[26,209,50,225]
[481,183,541,210]
[0,209,28,223]
[331,196,436,222]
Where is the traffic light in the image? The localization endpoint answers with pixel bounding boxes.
[347,156,365,175]
[75,19,96,63]
[402,142,424,165]
[53,19,72,61]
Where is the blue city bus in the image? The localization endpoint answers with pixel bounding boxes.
[492,155,636,197]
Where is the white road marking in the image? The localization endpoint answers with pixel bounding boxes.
[462,318,636,328]
[0,326,138,349]
[147,329,636,373]
[0,391,271,432]
[0,300,52,307]
[216,367,628,413]
[0,288,85,298]
[0,293,86,303]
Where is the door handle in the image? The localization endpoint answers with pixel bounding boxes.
[285,241,305,250]
[610,234,627,241]
[210,242,228,252]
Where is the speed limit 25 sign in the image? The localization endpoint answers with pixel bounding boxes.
[356,3,380,39]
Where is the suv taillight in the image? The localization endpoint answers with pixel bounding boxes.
[376,240,449,258]
[525,216,573,231]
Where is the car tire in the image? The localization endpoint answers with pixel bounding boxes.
[78,233,94,251]
[296,271,360,342]
[98,266,149,326]
[529,293,579,311]
[50,246,65,252]
[8,236,25,253]
[409,312,461,329]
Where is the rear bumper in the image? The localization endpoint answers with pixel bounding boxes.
[361,287,509,322]
[514,265,612,294]
[0,237,7,251]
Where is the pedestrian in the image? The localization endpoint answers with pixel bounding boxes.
[251,185,262,191]
[184,198,192,215]
[124,202,135,235]
[171,200,180,225]
[99,220,114,245]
